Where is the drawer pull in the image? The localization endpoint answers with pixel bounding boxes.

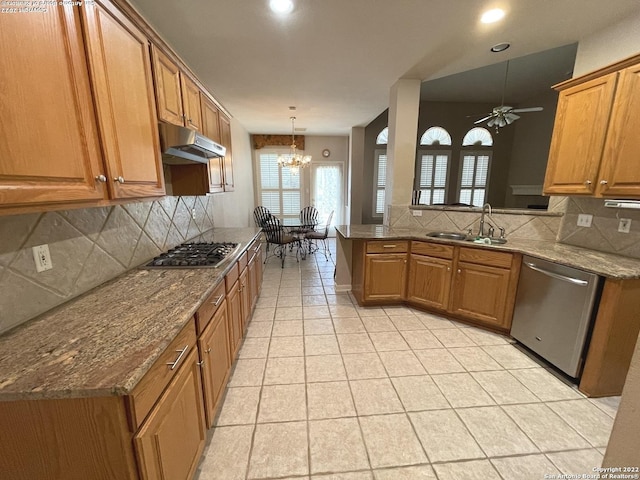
[205,347,212,354]
[196,360,205,367]
[166,345,189,370]
[382,244,397,248]
[211,295,224,307]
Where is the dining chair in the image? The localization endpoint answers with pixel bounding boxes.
[306,210,334,261]
[253,206,273,252]
[262,214,299,268]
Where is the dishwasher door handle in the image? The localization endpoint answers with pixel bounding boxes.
[523,262,589,286]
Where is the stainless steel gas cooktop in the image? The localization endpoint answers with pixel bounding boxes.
[145,242,240,268]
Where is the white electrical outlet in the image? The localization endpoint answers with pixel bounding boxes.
[32,244,53,273]
[577,214,593,227]
[618,218,632,233]
[412,210,422,217]
[191,208,196,220]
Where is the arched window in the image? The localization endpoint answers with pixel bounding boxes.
[376,127,388,145]
[420,126,452,146]
[462,127,493,146]
[373,127,388,215]
[457,127,492,206]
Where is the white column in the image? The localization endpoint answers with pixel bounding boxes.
[348,127,365,225]
[384,78,421,225]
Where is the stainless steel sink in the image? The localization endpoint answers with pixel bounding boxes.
[465,236,508,245]
[425,232,468,241]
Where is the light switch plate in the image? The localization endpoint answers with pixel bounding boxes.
[412,210,422,217]
[577,214,593,227]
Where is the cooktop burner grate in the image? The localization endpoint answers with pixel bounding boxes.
[145,242,239,268]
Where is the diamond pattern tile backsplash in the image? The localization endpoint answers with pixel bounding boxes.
[0,196,215,334]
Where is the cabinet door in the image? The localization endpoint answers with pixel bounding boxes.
[364,254,407,302]
[198,302,230,428]
[240,268,251,332]
[220,113,235,192]
[543,73,618,195]
[227,280,243,361]
[82,2,165,199]
[134,349,206,480]
[407,254,452,311]
[249,254,259,311]
[151,45,184,126]
[450,262,511,330]
[0,6,106,207]
[598,64,640,197]
[181,76,203,132]
[200,96,225,193]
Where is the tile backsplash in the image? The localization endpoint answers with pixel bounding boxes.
[558,197,640,259]
[0,196,215,334]
[388,205,563,242]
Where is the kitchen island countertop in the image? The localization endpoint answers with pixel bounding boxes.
[0,227,261,402]
[336,224,640,280]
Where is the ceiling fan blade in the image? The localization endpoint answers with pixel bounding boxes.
[511,107,544,113]
[487,117,497,127]
[474,115,493,124]
[497,117,507,127]
[466,112,490,118]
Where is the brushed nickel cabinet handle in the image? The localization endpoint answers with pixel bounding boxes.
[95,175,107,182]
[382,244,397,248]
[457,269,461,274]
[211,295,224,307]
[600,180,608,185]
[166,345,189,370]
[114,176,125,184]
[205,347,212,354]
[196,361,204,367]
[584,180,592,186]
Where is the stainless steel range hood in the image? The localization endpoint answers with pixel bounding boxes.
[159,123,226,165]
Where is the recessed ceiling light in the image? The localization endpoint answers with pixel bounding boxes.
[490,42,511,52]
[481,8,505,23]
[270,0,293,14]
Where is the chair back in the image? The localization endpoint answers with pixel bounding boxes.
[253,206,271,228]
[262,214,288,244]
[321,210,334,237]
[299,206,319,230]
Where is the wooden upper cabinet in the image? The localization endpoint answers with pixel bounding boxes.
[201,95,224,193]
[82,1,165,199]
[0,6,107,207]
[181,76,203,132]
[151,45,184,126]
[543,73,618,195]
[220,113,235,192]
[598,63,640,197]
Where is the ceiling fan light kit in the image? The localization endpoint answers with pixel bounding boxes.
[471,59,544,131]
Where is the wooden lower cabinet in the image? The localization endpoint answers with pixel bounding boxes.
[407,254,452,311]
[198,302,230,428]
[227,279,243,361]
[449,262,513,330]
[363,254,408,302]
[239,267,251,332]
[134,349,206,480]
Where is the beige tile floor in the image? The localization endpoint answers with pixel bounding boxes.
[196,239,620,480]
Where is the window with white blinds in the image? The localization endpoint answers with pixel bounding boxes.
[415,151,449,205]
[374,150,387,215]
[458,152,491,206]
[257,152,301,224]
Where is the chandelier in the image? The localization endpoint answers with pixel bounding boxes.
[277,116,311,174]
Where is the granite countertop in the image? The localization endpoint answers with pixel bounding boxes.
[336,224,640,280]
[0,227,261,402]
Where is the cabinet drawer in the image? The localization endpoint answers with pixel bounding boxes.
[411,241,454,259]
[225,263,239,293]
[195,281,226,334]
[459,247,513,269]
[128,320,197,430]
[238,250,249,271]
[366,241,408,254]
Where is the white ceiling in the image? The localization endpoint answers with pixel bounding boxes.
[129,0,639,135]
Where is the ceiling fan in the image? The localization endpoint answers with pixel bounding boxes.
[471,60,544,130]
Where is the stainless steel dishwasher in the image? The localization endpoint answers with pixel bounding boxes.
[510,256,602,378]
